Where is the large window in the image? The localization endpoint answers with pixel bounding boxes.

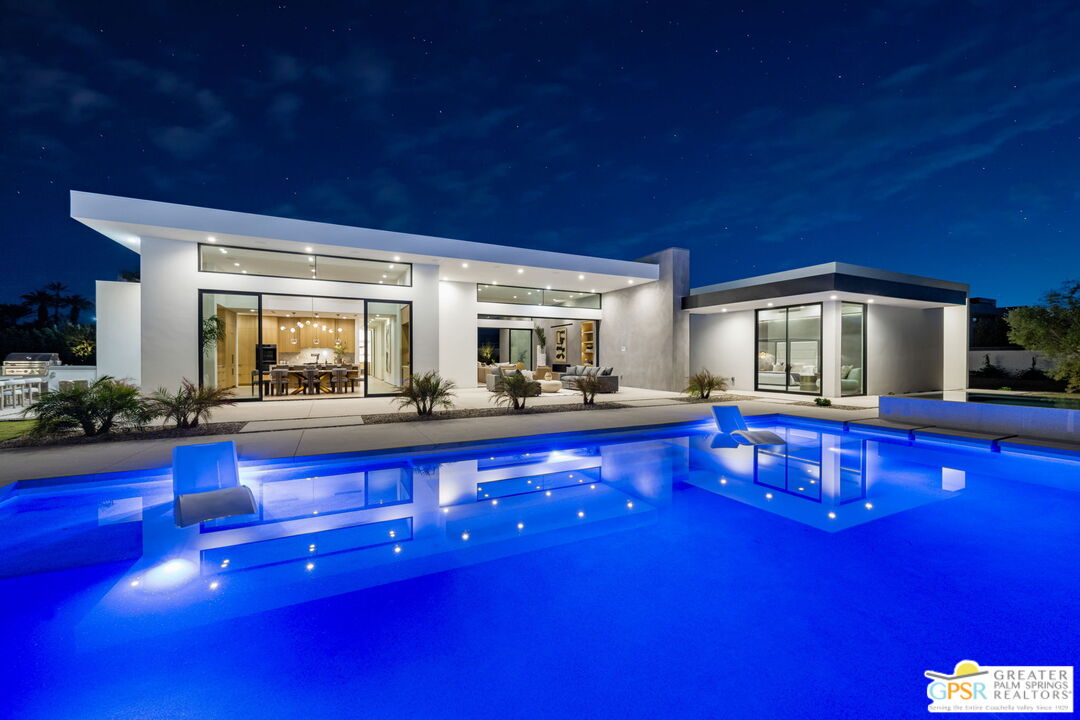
[476,284,601,309]
[756,304,822,395]
[199,244,411,286]
[197,291,411,400]
[840,303,866,396]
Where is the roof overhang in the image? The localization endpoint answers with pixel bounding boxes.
[684,262,967,313]
[71,191,658,293]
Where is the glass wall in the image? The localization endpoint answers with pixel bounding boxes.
[840,303,866,396]
[199,244,411,286]
[476,284,601,309]
[508,328,533,367]
[367,301,411,394]
[200,292,261,397]
[756,304,822,394]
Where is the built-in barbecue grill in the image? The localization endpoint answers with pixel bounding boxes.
[2,352,61,376]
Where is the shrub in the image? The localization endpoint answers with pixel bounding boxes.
[490,372,539,411]
[393,371,456,416]
[575,374,604,405]
[25,376,149,436]
[684,369,728,400]
[970,354,1010,379]
[478,343,496,365]
[145,379,236,429]
[1007,281,1080,392]
[814,397,832,407]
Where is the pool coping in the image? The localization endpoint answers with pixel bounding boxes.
[5,410,1079,501]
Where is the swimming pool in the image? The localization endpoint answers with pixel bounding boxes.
[2,415,1077,719]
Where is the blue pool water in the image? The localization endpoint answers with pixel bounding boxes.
[1,415,1077,719]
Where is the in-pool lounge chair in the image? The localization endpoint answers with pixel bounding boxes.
[710,406,786,447]
[172,441,256,527]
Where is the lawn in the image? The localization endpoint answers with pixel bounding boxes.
[0,420,34,442]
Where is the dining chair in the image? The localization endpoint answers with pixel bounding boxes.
[302,368,322,394]
[330,367,351,394]
[270,369,290,396]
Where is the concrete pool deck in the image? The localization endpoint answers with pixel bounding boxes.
[0,395,879,486]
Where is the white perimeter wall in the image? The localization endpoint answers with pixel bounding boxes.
[688,310,755,391]
[95,280,141,385]
[139,236,438,391]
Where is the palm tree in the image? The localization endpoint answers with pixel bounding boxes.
[0,303,29,328]
[21,290,53,326]
[65,295,93,324]
[45,282,69,323]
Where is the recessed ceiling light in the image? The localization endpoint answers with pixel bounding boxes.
[589,289,595,293]
[461,262,469,268]
[546,285,551,290]
[219,248,227,254]
[517,268,524,274]
[305,246,313,252]
[492,280,498,285]
[721,308,727,313]
[241,270,247,274]
[830,295,838,300]
[578,274,585,280]
[393,255,400,261]
[867,298,875,303]
[207,236,216,243]
[627,279,634,284]
[767,302,774,307]
[233,262,240,267]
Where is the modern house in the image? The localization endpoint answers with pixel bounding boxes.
[73,191,968,400]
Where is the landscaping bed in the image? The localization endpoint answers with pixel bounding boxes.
[0,422,247,449]
[362,402,631,424]
[674,394,757,404]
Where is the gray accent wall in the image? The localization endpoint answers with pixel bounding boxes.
[866,305,944,395]
[599,248,689,391]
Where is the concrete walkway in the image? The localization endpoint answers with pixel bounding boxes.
[0,398,877,487]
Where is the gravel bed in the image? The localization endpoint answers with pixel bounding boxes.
[361,402,631,424]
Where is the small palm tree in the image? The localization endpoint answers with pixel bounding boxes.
[393,371,456,416]
[145,379,235,429]
[490,372,539,411]
[26,376,149,436]
[574,374,604,405]
[478,343,496,365]
[684,369,728,400]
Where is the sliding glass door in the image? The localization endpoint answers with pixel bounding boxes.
[755,304,822,395]
[366,301,411,395]
[840,303,866,396]
[199,291,412,400]
[200,292,262,398]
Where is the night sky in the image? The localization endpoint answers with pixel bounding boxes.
[3,1,1079,309]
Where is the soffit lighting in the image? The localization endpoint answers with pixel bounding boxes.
[207,236,216,243]
[461,262,469,268]
[393,255,400,261]
[578,274,585,280]
[830,295,838,300]
[305,246,313,252]
[219,248,227,254]
[517,268,524,274]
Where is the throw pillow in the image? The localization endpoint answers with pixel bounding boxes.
[848,367,862,383]
[600,367,613,376]
[584,366,600,376]
[841,365,852,379]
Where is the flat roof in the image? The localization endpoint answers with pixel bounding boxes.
[684,262,968,312]
[71,191,659,292]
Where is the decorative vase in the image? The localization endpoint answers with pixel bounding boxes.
[537,348,546,366]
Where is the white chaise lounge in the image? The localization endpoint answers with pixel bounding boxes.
[711,406,786,447]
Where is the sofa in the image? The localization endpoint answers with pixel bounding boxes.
[559,365,619,393]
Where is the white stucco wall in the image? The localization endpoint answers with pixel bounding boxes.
[942,303,968,390]
[688,310,756,391]
[95,280,142,386]
[866,305,944,395]
[139,236,437,391]
[438,280,480,388]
